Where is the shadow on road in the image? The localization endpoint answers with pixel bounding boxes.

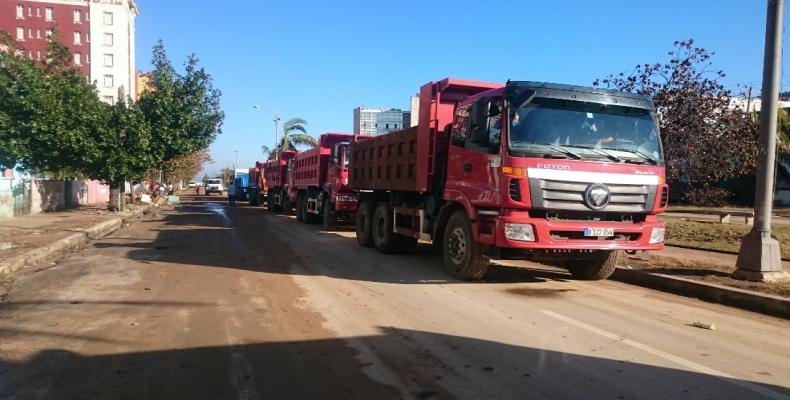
[0,327,785,400]
[98,195,572,285]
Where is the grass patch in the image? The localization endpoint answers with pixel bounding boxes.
[667,205,790,217]
[663,218,790,258]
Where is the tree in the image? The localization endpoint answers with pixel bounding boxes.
[260,118,316,159]
[0,29,106,175]
[594,39,758,205]
[138,41,224,166]
[220,167,235,183]
[160,149,212,185]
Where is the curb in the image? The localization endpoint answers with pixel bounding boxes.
[612,268,790,320]
[664,244,790,262]
[0,205,151,278]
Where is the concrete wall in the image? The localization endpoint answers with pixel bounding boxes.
[31,179,65,213]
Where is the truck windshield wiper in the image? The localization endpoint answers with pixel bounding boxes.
[540,143,582,160]
[559,144,621,162]
[611,148,658,165]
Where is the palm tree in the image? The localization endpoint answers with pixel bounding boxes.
[261,118,317,160]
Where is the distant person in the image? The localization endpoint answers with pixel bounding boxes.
[195,183,200,195]
[227,182,237,206]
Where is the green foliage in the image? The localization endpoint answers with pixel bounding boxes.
[261,118,316,159]
[138,41,224,165]
[0,33,223,199]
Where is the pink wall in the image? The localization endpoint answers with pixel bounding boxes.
[86,180,110,204]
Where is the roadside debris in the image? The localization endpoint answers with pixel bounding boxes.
[690,321,716,330]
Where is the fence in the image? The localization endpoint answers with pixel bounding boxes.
[0,178,110,218]
[0,177,31,218]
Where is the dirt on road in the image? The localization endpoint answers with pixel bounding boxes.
[1,196,789,400]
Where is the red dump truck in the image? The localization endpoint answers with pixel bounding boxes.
[247,164,266,206]
[288,133,362,228]
[263,150,297,212]
[350,78,668,280]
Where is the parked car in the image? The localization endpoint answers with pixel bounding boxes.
[205,178,224,195]
[188,181,196,188]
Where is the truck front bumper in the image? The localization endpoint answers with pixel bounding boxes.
[483,213,665,251]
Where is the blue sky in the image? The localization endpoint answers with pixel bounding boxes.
[134,0,785,177]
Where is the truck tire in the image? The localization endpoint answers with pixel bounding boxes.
[322,198,336,230]
[443,210,489,280]
[304,197,318,224]
[566,251,618,280]
[267,194,276,212]
[296,195,305,222]
[356,201,375,248]
[372,203,401,254]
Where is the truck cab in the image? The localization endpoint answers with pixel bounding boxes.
[351,78,667,281]
[440,81,667,278]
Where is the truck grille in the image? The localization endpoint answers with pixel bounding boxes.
[509,179,522,202]
[530,179,655,213]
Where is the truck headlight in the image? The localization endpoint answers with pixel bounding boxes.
[649,227,665,244]
[336,195,357,202]
[504,223,535,242]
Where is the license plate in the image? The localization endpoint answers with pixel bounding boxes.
[584,227,614,237]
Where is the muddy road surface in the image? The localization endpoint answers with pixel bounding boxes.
[1,196,789,399]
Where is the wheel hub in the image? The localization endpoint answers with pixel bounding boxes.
[448,226,467,264]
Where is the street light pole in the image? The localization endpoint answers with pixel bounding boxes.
[734,0,790,282]
[254,105,281,161]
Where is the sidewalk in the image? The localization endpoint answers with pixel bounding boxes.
[623,246,790,299]
[0,204,152,277]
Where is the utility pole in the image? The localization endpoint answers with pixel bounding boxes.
[234,149,240,170]
[273,112,281,161]
[734,0,790,282]
[746,86,753,114]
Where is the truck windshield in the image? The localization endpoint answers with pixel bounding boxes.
[207,179,221,184]
[509,97,663,163]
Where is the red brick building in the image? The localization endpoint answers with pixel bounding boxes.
[0,0,139,103]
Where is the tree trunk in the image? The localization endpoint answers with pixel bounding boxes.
[108,181,125,211]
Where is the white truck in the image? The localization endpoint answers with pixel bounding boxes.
[205,178,225,195]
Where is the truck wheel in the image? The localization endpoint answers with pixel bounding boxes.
[322,198,336,230]
[304,197,317,224]
[356,201,375,248]
[267,194,275,212]
[566,251,618,280]
[372,203,400,254]
[443,210,489,280]
[296,195,305,222]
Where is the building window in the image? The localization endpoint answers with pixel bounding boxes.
[36,29,41,39]
[27,50,32,59]
[27,6,31,16]
[104,74,114,88]
[16,27,24,41]
[74,53,81,65]
[103,54,114,67]
[103,33,113,46]
[16,5,24,19]
[36,8,40,17]
[73,10,81,23]
[87,53,91,63]
[36,50,41,60]
[103,95,114,103]
[74,31,81,45]
[45,7,53,21]
[46,28,53,38]
[86,32,90,42]
[27,28,32,39]
[103,11,113,25]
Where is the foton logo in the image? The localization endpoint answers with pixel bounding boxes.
[536,164,570,171]
[634,171,656,175]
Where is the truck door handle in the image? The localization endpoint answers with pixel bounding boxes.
[463,163,472,172]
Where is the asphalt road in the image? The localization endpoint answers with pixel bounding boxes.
[1,196,789,400]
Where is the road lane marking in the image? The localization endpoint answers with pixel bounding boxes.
[539,309,790,400]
